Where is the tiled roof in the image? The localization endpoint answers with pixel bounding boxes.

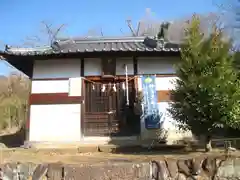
[1,36,181,56]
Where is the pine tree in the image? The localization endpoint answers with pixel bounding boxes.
[169,15,240,152]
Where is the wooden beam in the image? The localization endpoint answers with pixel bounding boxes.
[81,57,84,77]
[29,93,84,105]
[85,75,135,81]
[156,74,176,77]
[133,56,138,75]
[32,78,69,81]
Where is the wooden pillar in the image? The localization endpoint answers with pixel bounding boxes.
[133,56,138,97]
[25,80,32,142]
[133,56,138,76]
[25,60,34,142]
[80,58,85,138]
[80,58,84,77]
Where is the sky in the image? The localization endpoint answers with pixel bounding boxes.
[0,0,218,75]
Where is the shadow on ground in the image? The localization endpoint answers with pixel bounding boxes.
[102,138,206,155]
[0,128,25,148]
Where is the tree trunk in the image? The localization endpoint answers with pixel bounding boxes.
[205,135,212,152]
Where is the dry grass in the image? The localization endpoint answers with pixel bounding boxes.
[0,148,239,165]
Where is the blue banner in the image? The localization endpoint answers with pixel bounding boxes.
[141,75,161,129]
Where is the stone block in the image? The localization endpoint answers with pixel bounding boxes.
[165,159,178,179]
[64,162,150,180]
[32,164,48,180]
[47,163,64,180]
[215,158,240,179]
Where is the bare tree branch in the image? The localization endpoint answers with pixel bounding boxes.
[100,28,104,36]
[125,8,162,37]
[126,19,137,36]
[136,22,141,36]
[125,8,222,44]
[23,21,67,47]
[213,0,240,43]
[167,13,224,43]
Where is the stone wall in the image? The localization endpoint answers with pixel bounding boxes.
[0,155,239,179]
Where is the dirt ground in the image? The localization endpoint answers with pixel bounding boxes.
[0,129,239,165]
[0,148,239,165]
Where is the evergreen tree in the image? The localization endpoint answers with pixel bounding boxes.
[169,15,240,152]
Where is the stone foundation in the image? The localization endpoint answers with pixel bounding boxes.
[1,155,239,179]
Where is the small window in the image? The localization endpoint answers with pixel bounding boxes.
[101,58,116,77]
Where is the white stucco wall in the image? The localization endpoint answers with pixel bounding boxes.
[31,80,70,94]
[30,59,82,142]
[116,57,134,75]
[33,57,177,78]
[83,57,177,76]
[29,104,81,142]
[69,77,82,96]
[29,79,82,142]
[33,59,81,79]
[137,57,177,75]
[84,57,134,76]
[31,78,82,96]
[84,58,102,76]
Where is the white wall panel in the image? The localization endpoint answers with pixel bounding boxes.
[33,59,81,79]
[29,104,81,142]
[31,80,69,94]
[137,57,178,75]
[84,58,102,76]
[84,57,134,76]
[69,77,82,96]
[155,77,177,90]
[116,57,134,75]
